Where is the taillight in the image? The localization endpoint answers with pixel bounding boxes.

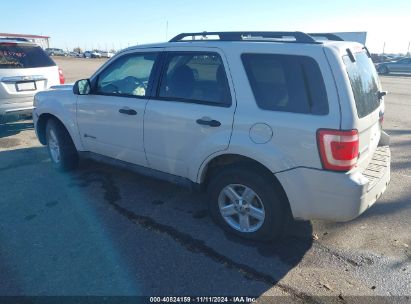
[58,67,65,84]
[317,129,359,172]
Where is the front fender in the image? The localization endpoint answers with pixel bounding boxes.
[33,90,83,151]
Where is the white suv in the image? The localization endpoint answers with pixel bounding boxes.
[33,32,391,241]
[0,39,64,122]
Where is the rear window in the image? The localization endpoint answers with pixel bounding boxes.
[0,44,55,69]
[242,54,328,115]
[343,51,380,118]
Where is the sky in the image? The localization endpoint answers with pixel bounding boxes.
[1,0,410,54]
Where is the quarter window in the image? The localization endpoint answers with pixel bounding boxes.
[242,54,328,115]
[96,52,158,97]
[159,52,231,106]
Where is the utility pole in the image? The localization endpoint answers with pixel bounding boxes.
[407,41,410,56]
[382,42,386,55]
[166,20,169,40]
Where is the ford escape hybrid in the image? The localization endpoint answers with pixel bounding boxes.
[33,31,391,241]
[0,39,64,122]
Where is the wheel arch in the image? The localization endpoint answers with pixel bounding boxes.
[199,153,290,209]
[36,113,81,150]
[37,113,57,145]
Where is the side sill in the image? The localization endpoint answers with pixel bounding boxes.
[78,152,201,192]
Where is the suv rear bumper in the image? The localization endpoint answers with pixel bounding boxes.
[276,146,391,222]
[0,98,34,116]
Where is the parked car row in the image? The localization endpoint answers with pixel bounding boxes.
[83,50,115,58]
[46,48,116,59]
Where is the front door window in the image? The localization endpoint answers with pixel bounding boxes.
[96,53,158,97]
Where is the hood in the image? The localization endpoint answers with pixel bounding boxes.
[50,84,74,90]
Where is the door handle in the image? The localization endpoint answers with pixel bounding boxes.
[119,108,137,115]
[196,118,221,127]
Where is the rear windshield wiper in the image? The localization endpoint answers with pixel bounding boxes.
[378,90,387,100]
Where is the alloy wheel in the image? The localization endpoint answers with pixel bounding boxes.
[218,184,266,233]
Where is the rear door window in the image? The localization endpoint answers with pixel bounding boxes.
[0,44,55,69]
[242,54,328,115]
[343,51,381,118]
[158,52,232,107]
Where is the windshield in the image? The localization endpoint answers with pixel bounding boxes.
[0,44,56,69]
[343,51,381,118]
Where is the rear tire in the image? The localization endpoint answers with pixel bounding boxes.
[378,65,389,75]
[207,164,289,241]
[46,118,78,171]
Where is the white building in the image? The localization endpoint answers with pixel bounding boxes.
[0,32,50,49]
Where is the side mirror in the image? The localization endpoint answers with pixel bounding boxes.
[73,79,91,95]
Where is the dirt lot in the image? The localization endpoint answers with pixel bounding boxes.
[54,57,108,83]
[0,57,410,300]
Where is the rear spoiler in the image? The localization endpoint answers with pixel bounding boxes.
[309,32,367,44]
[309,33,344,41]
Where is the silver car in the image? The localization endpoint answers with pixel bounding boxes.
[377,57,411,74]
[0,39,63,121]
[45,48,67,56]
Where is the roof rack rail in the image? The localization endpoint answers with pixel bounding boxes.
[308,33,344,41]
[169,31,319,44]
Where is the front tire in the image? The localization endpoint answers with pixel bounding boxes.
[207,164,289,241]
[46,118,78,171]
